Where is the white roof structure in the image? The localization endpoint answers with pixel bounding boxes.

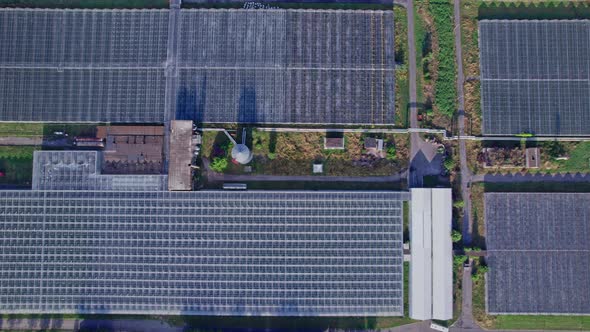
[409,188,453,321]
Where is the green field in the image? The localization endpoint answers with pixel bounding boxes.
[0,123,98,138]
[394,6,410,128]
[0,123,43,137]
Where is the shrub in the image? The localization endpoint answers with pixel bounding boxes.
[210,157,228,173]
[454,255,467,267]
[451,229,462,243]
[543,141,566,159]
[453,200,465,209]
[444,157,456,172]
[267,152,277,160]
[386,145,397,161]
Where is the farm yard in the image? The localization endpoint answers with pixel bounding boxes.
[200,129,409,178]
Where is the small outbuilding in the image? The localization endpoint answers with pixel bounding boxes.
[324,137,344,150]
[313,163,323,174]
[364,137,384,151]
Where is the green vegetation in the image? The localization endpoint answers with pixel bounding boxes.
[0,146,35,159]
[556,142,590,173]
[453,255,467,266]
[460,0,481,135]
[0,0,167,8]
[202,130,410,177]
[394,6,410,128]
[428,0,457,118]
[452,200,464,209]
[414,2,427,109]
[494,315,590,330]
[0,146,37,185]
[42,124,97,138]
[209,157,228,173]
[451,229,462,243]
[443,157,456,172]
[169,262,415,330]
[0,123,43,137]
[386,145,397,161]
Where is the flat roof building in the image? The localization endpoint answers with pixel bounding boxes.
[409,188,453,321]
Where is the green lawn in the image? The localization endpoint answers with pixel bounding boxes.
[557,142,590,173]
[495,316,590,330]
[0,123,43,137]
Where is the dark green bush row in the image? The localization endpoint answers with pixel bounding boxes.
[429,0,457,118]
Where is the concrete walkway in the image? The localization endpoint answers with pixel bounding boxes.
[452,0,474,246]
[0,136,42,146]
[452,262,478,330]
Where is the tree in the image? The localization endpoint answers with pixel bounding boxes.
[210,157,228,173]
[451,230,462,243]
[543,141,566,159]
[453,255,467,267]
[453,200,465,209]
[443,157,456,172]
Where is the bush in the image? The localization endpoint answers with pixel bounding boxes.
[454,255,467,267]
[210,157,228,173]
[543,141,566,159]
[453,200,465,209]
[444,157,456,172]
[267,152,277,160]
[386,145,397,161]
[451,229,462,243]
